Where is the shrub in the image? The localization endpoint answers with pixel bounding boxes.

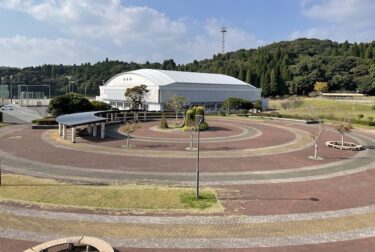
[183,106,209,130]
[159,113,169,129]
[47,93,93,116]
[217,110,226,116]
[191,106,197,115]
[195,106,204,116]
[91,100,111,111]
[32,117,57,125]
[185,109,195,127]
[368,116,374,122]
[357,114,364,120]
[253,100,262,111]
[199,121,209,130]
[222,97,253,111]
[372,105,375,110]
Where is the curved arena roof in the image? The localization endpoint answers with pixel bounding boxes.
[105,69,256,88]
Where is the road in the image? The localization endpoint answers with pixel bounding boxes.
[1,104,46,123]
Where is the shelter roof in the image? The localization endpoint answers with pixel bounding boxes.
[56,111,106,127]
[105,69,257,88]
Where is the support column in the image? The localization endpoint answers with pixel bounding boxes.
[62,124,67,139]
[144,111,146,122]
[71,127,76,143]
[101,122,105,139]
[87,124,92,135]
[124,112,127,122]
[114,113,118,122]
[58,123,62,136]
[93,123,97,137]
[110,113,114,122]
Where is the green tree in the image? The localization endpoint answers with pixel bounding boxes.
[334,120,354,147]
[121,121,141,148]
[314,81,329,93]
[47,93,93,117]
[269,68,279,95]
[124,85,149,110]
[159,113,169,129]
[166,95,188,119]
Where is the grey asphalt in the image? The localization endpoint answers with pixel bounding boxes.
[2,104,45,123]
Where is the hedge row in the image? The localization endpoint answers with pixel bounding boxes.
[32,117,58,125]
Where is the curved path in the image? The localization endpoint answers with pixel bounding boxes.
[0,117,374,251]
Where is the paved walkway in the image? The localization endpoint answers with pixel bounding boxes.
[0,118,374,251]
[1,203,375,249]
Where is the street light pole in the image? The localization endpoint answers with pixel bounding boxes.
[1,77,5,105]
[9,75,13,104]
[195,114,203,199]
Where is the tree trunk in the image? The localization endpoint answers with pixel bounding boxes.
[176,111,178,120]
[181,111,186,127]
[190,132,193,149]
[314,138,318,159]
[127,135,130,147]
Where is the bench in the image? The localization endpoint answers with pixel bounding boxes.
[24,236,114,252]
[325,141,363,151]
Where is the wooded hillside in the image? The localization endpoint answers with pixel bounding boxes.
[1,38,374,97]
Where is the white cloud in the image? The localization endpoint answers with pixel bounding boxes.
[0,1,263,66]
[0,0,187,46]
[292,0,375,41]
[173,19,263,63]
[0,35,99,67]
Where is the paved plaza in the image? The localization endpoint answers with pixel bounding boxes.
[0,117,374,251]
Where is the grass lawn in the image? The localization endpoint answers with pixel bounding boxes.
[0,174,221,212]
[269,97,375,122]
[0,122,7,127]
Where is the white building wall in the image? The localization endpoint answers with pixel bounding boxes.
[97,70,262,111]
[99,73,159,103]
[160,83,261,104]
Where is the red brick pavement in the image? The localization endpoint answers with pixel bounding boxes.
[0,122,358,173]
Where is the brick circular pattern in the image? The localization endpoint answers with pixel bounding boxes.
[0,117,374,251]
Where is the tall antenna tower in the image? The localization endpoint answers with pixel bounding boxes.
[221,26,227,54]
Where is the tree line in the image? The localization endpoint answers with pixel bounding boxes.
[1,38,374,98]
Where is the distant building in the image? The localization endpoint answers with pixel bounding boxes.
[97,69,261,111]
[320,93,366,100]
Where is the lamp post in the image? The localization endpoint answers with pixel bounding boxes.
[195,114,203,199]
[9,75,13,104]
[1,77,5,105]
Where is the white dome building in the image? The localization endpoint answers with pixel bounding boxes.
[97,69,261,111]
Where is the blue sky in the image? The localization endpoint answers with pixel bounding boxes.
[0,0,374,67]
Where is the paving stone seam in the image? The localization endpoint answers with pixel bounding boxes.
[2,158,374,186]
[0,144,367,177]
[42,121,313,158]
[2,203,375,225]
[94,228,375,248]
[42,128,313,159]
[1,227,375,249]
[128,123,261,143]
